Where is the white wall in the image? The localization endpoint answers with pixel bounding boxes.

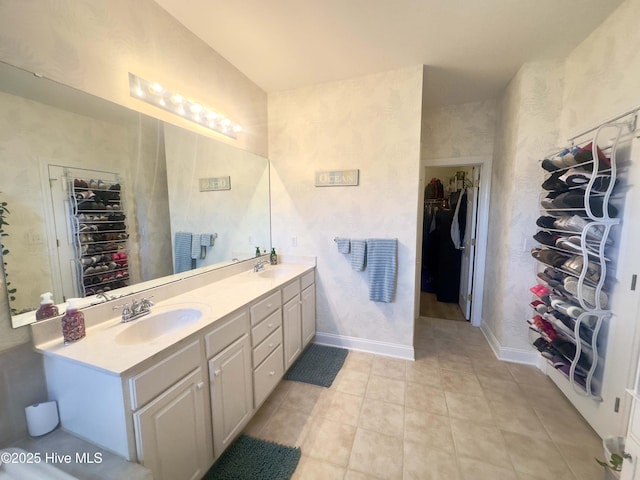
[268,66,424,356]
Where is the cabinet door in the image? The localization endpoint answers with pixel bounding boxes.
[133,368,211,480]
[283,294,302,370]
[210,334,253,459]
[301,284,316,348]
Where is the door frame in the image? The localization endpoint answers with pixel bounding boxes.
[417,155,492,327]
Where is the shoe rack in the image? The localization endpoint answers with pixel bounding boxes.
[69,176,130,298]
[530,122,626,400]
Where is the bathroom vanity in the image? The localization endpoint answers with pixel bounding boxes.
[30,259,316,480]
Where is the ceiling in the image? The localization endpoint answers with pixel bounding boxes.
[154,0,624,108]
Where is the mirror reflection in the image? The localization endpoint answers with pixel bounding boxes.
[0,61,271,328]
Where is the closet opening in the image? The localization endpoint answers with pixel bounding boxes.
[416,158,491,328]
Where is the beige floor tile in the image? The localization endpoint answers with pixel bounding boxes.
[358,398,404,438]
[344,470,382,480]
[344,352,375,374]
[436,353,475,373]
[478,375,528,404]
[464,343,497,360]
[282,381,325,414]
[556,441,604,480]
[312,389,363,426]
[406,382,448,416]
[365,375,405,405]
[243,399,279,437]
[348,428,403,480]
[268,380,295,406]
[490,402,550,440]
[260,406,311,446]
[406,362,442,388]
[457,457,518,480]
[473,359,515,381]
[534,405,601,447]
[404,407,454,452]
[403,439,460,480]
[502,431,574,479]
[445,391,494,424]
[450,418,512,469]
[507,363,554,389]
[441,369,484,396]
[371,356,406,380]
[302,417,357,467]
[335,370,370,397]
[291,455,346,480]
[455,326,489,346]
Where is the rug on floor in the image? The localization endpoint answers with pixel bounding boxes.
[203,434,301,480]
[284,343,348,387]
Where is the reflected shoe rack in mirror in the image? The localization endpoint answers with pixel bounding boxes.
[69,169,130,298]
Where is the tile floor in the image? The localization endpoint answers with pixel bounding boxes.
[243,316,605,480]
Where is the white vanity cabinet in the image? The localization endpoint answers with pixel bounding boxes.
[283,280,302,370]
[129,340,212,480]
[301,270,316,348]
[250,291,284,408]
[205,309,253,460]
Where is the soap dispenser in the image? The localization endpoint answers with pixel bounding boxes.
[255,246,261,257]
[61,298,86,344]
[270,248,278,265]
[35,292,59,320]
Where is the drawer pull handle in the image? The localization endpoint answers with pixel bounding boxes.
[268,343,274,348]
[269,371,275,376]
[267,303,272,308]
[213,369,221,377]
[196,382,205,390]
[623,451,633,461]
[268,323,274,328]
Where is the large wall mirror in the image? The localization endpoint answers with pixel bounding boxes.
[0,61,271,328]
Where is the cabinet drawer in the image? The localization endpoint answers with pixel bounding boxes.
[250,291,281,325]
[253,326,282,367]
[251,309,282,347]
[129,340,201,410]
[301,270,315,290]
[282,280,300,303]
[253,345,284,408]
[205,309,249,358]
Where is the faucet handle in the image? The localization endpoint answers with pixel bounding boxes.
[140,296,154,309]
[113,303,132,320]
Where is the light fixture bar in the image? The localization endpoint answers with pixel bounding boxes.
[128,73,242,139]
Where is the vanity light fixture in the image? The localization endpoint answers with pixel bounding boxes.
[128,73,242,139]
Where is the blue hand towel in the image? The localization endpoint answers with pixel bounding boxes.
[191,234,202,260]
[351,239,367,271]
[174,232,192,273]
[366,238,397,303]
[336,237,351,254]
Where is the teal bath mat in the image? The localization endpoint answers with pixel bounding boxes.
[203,435,301,480]
[284,343,348,387]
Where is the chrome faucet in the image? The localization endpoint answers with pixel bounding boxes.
[113,296,154,323]
[253,259,269,272]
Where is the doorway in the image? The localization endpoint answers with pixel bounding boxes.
[416,156,492,327]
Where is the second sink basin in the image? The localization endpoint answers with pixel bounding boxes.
[115,307,203,345]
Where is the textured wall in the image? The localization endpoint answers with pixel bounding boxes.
[485,61,564,351]
[0,0,267,155]
[269,66,423,348]
[421,99,497,160]
[561,0,640,136]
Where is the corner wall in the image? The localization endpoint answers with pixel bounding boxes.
[268,66,424,357]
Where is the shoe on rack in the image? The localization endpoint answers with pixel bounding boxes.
[536,215,558,229]
[562,255,601,283]
[532,248,571,268]
[533,231,557,247]
[550,297,585,319]
[542,172,569,192]
[563,277,608,309]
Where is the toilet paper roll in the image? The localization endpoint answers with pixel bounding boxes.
[25,400,59,436]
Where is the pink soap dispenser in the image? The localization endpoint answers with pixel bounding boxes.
[61,298,86,344]
[35,292,59,320]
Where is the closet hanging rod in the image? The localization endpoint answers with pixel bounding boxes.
[567,105,640,142]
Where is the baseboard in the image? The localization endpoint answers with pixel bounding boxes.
[314,332,415,361]
[480,323,540,367]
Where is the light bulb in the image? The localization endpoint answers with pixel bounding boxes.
[178,105,185,115]
[171,94,183,104]
[150,83,163,94]
[233,125,242,133]
[135,87,143,97]
[190,103,203,113]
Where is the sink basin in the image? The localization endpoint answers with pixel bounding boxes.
[258,267,294,279]
[115,308,202,345]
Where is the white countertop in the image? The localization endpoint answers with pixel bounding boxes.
[33,262,314,376]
